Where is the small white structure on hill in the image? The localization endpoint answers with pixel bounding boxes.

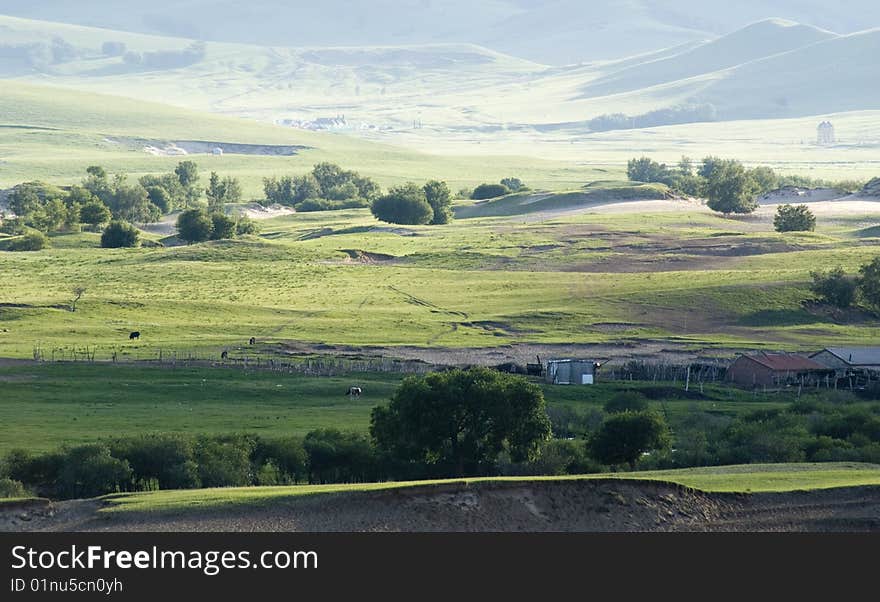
[817,121,836,145]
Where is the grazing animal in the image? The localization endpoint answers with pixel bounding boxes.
[347,386,362,397]
[129,331,140,340]
[221,350,228,360]
[249,337,256,345]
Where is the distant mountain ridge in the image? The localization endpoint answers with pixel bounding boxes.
[2,0,880,64]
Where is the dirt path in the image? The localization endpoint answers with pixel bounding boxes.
[4,480,878,532]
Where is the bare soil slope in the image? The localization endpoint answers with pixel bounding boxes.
[4,480,879,533]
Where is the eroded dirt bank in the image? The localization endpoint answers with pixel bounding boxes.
[4,480,879,533]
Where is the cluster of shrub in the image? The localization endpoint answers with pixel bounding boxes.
[627,155,862,219]
[810,257,880,313]
[263,163,382,212]
[122,42,206,71]
[1,162,251,250]
[589,103,718,132]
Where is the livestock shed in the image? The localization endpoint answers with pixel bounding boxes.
[810,347,880,385]
[545,359,600,385]
[726,353,832,389]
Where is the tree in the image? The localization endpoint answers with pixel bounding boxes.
[704,160,759,215]
[589,411,671,469]
[678,156,694,176]
[370,183,434,225]
[858,257,880,311]
[206,172,243,212]
[471,183,509,200]
[500,177,526,192]
[70,287,86,312]
[209,212,236,240]
[810,267,856,308]
[750,166,779,195]
[174,160,201,206]
[774,204,816,232]
[106,182,158,223]
[79,201,112,229]
[101,220,140,248]
[626,157,670,183]
[370,367,552,476]
[423,180,453,225]
[176,208,214,243]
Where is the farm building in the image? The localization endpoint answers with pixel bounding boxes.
[726,353,832,388]
[545,359,600,385]
[810,347,880,384]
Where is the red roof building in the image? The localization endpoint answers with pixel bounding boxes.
[727,353,832,388]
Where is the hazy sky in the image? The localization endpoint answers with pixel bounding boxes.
[1,0,879,64]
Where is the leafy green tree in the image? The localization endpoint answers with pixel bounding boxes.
[423,180,453,224]
[107,182,158,223]
[500,177,526,192]
[626,157,670,183]
[174,160,201,206]
[100,220,140,248]
[371,183,434,225]
[176,208,214,243]
[705,160,759,215]
[371,367,552,476]
[55,444,132,499]
[235,216,260,235]
[774,204,816,232]
[303,429,376,484]
[471,183,509,200]
[590,411,671,469]
[810,267,856,308]
[206,172,243,212]
[144,185,172,213]
[209,212,236,240]
[858,257,880,311]
[750,166,779,195]
[678,156,694,176]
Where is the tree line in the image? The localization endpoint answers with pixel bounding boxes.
[8,366,876,500]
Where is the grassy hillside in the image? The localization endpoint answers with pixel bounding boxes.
[0,80,603,193]
[1,192,879,359]
[100,463,880,513]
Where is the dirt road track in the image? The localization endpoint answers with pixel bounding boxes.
[4,480,879,532]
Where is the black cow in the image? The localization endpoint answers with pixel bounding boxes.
[221,350,228,360]
[347,386,362,397]
[249,337,256,345]
[129,331,140,340]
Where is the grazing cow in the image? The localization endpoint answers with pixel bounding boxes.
[347,386,362,398]
[129,331,140,340]
[221,350,228,360]
[249,337,256,345]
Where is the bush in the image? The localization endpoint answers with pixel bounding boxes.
[100,220,140,248]
[589,411,671,469]
[79,201,112,228]
[6,231,49,251]
[423,180,453,225]
[810,267,856,308]
[235,216,260,235]
[176,208,214,243]
[774,204,816,232]
[209,212,237,240]
[55,444,133,499]
[194,436,254,487]
[471,183,509,200]
[304,429,377,484]
[108,434,199,491]
[858,257,880,312]
[705,159,759,215]
[500,177,526,192]
[603,392,649,414]
[370,183,434,225]
[0,478,28,499]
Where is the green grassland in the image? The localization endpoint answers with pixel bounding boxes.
[0,362,840,454]
[0,81,605,194]
[2,194,880,358]
[100,463,880,513]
